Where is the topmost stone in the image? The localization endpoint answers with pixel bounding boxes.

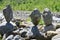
[3,5,13,23]
[43,8,52,26]
[30,8,41,26]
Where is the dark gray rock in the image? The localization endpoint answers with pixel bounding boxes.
[43,8,52,26]
[0,22,16,35]
[42,25,55,33]
[30,8,41,26]
[31,26,45,40]
[3,5,13,23]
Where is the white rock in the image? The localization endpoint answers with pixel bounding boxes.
[5,35,13,40]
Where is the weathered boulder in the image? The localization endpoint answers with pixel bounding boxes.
[0,5,16,37]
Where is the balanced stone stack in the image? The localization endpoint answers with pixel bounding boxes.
[1,6,59,40]
[30,8,45,40]
[0,5,16,38]
[42,8,56,40]
[42,8,55,32]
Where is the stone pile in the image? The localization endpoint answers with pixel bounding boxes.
[0,5,60,40]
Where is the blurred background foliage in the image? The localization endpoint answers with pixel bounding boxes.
[0,0,60,11]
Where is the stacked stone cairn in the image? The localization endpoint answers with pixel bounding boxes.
[0,5,60,40]
[30,8,44,40]
[0,5,17,40]
[42,8,60,40]
[4,8,43,40]
[41,8,56,40]
[42,8,56,32]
